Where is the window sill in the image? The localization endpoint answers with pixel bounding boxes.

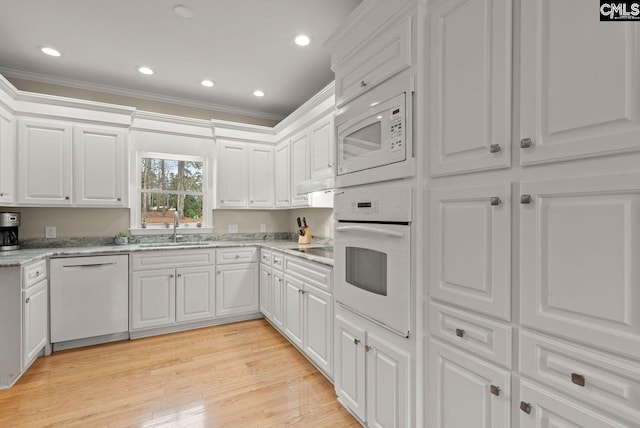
[129,227,214,236]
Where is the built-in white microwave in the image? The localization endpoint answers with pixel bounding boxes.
[335,77,414,188]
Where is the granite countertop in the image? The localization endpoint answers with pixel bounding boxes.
[0,240,334,268]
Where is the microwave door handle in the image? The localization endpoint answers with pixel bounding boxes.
[335,225,404,238]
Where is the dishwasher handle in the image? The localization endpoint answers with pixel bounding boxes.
[62,263,117,269]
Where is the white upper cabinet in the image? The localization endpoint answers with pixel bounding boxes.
[18,118,73,206]
[290,132,310,207]
[520,0,640,165]
[429,0,511,176]
[275,141,291,208]
[0,108,15,205]
[520,172,640,359]
[74,125,127,207]
[309,115,334,180]
[430,184,511,321]
[217,141,248,208]
[247,145,274,208]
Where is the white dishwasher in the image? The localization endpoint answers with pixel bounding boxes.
[50,255,129,351]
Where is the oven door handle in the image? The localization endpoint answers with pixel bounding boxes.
[335,225,404,238]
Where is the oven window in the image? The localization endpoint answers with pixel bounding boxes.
[342,121,382,160]
[345,247,387,296]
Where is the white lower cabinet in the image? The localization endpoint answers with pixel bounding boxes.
[271,270,285,331]
[176,266,216,323]
[216,262,259,317]
[259,249,285,331]
[131,268,176,329]
[284,274,305,348]
[429,339,509,428]
[335,306,411,427]
[22,279,48,369]
[259,263,273,320]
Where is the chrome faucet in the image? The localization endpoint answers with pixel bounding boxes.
[172,210,180,243]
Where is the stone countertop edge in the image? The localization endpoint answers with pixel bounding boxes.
[0,240,334,268]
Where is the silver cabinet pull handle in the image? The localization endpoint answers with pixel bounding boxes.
[571,373,586,387]
[520,138,533,149]
[490,385,501,396]
[490,197,501,206]
[520,401,532,414]
[520,194,532,204]
[455,328,465,338]
[490,144,501,153]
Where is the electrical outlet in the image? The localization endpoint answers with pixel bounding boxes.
[45,226,56,239]
[228,224,238,233]
[260,224,266,232]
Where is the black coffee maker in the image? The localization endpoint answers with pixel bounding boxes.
[0,212,20,251]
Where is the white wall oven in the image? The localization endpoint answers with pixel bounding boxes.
[334,184,412,337]
[335,76,414,188]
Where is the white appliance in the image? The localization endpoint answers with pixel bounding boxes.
[335,76,414,188]
[334,184,412,337]
[50,255,128,350]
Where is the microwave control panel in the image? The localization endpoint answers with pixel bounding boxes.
[389,108,404,153]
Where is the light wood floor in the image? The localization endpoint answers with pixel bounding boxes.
[0,319,360,427]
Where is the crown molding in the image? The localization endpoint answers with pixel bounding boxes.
[0,67,285,122]
[273,81,335,134]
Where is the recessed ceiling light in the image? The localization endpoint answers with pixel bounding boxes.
[173,5,193,18]
[137,66,154,75]
[40,46,61,57]
[201,79,215,88]
[253,90,265,97]
[294,34,311,46]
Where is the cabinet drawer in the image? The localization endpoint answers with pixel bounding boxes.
[131,249,215,271]
[334,16,412,106]
[520,330,640,425]
[260,249,272,265]
[23,260,47,288]
[216,247,258,264]
[430,301,511,368]
[272,252,284,271]
[284,256,332,292]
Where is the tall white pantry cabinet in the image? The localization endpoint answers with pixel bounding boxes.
[425,0,640,427]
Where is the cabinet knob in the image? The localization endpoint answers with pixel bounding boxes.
[177,273,182,278]
[250,200,255,203]
[520,194,533,205]
[220,199,225,203]
[235,255,240,258]
[571,373,586,387]
[217,271,221,274]
[360,80,367,88]
[455,328,465,338]
[65,196,70,200]
[36,271,40,277]
[117,197,121,202]
[267,273,271,276]
[490,197,501,206]
[169,274,174,278]
[25,297,30,304]
[0,193,4,197]
[520,138,533,149]
[490,385,501,396]
[489,144,501,153]
[354,338,360,345]
[520,401,532,415]
[365,345,372,352]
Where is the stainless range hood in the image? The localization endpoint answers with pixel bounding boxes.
[296,176,334,194]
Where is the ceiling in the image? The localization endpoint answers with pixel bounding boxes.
[0,0,362,121]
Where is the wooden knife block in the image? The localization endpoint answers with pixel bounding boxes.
[298,227,311,244]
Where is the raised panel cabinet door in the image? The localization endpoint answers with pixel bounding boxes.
[430,0,512,176]
[309,115,334,179]
[429,339,510,428]
[74,125,126,207]
[290,133,310,207]
[272,270,285,330]
[248,145,274,208]
[274,141,290,207]
[0,110,15,204]
[131,269,176,330]
[520,0,640,165]
[303,284,333,377]
[259,264,273,320]
[520,173,640,359]
[217,141,248,207]
[215,263,259,317]
[519,380,635,428]
[334,312,367,422]
[366,331,412,428]
[283,274,304,348]
[175,266,215,323]
[431,184,511,320]
[18,119,73,205]
[22,280,48,368]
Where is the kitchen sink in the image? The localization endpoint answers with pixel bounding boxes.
[138,242,208,248]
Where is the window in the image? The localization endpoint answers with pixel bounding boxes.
[135,153,210,232]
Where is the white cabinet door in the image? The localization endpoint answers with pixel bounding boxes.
[74,125,127,207]
[272,270,284,331]
[304,284,333,376]
[519,380,635,428]
[520,0,640,165]
[131,269,176,330]
[22,280,47,368]
[335,312,367,422]
[275,141,290,208]
[218,141,247,208]
[430,0,511,176]
[248,145,274,208]
[429,339,510,428]
[259,264,273,320]
[520,173,640,359]
[0,109,15,205]
[290,133,310,207]
[283,274,304,348]
[309,115,334,179]
[430,184,511,320]
[18,119,73,205]
[175,266,215,323]
[215,263,259,317]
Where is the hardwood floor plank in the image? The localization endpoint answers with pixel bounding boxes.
[0,319,360,427]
